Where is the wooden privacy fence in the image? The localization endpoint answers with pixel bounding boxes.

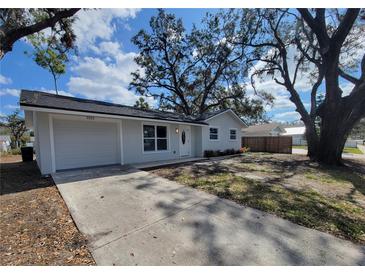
[241,136,292,154]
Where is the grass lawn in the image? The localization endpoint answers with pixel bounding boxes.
[150,153,365,244]
[0,155,95,265]
[292,145,363,154]
[343,147,364,154]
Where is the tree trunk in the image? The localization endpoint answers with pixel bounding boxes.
[314,41,345,165]
[51,70,59,95]
[12,138,19,149]
[317,125,346,165]
[303,120,319,160]
[316,109,358,165]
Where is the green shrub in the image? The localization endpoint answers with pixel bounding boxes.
[224,149,235,155]
[204,148,241,158]
[204,150,214,157]
[0,148,21,156]
[10,148,21,155]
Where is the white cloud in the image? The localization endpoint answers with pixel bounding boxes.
[0,88,20,97]
[0,87,74,99]
[96,41,122,56]
[339,24,365,69]
[272,94,294,109]
[272,111,301,122]
[246,45,321,123]
[67,9,154,107]
[0,74,12,85]
[71,53,138,84]
[73,9,140,51]
[340,81,355,96]
[68,77,150,105]
[68,52,154,106]
[248,45,316,113]
[4,104,19,109]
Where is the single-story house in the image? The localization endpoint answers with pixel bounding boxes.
[282,125,306,146]
[241,123,286,137]
[20,90,247,175]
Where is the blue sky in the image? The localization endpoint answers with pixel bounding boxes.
[0,8,357,122]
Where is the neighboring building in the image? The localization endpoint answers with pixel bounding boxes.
[20,90,247,175]
[242,123,307,146]
[282,125,306,146]
[241,123,286,137]
[281,124,359,147]
[0,135,11,152]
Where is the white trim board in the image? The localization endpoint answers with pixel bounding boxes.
[204,109,247,127]
[229,127,238,141]
[119,120,124,165]
[209,126,220,141]
[21,106,207,127]
[141,122,171,154]
[49,115,56,173]
[179,124,191,157]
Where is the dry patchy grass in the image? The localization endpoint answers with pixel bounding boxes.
[150,153,365,244]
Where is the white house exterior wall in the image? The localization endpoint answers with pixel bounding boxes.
[192,126,203,157]
[202,111,243,152]
[123,121,202,164]
[34,111,53,174]
[32,111,204,174]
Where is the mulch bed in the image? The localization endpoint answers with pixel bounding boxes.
[0,155,95,265]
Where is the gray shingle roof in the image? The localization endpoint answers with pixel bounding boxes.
[195,109,228,121]
[20,90,208,125]
[242,123,285,136]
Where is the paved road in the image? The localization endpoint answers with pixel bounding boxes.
[52,166,365,266]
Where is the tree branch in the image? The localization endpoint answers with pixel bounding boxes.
[331,9,360,48]
[338,68,360,84]
[1,9,80,57]
[298,9,329,48]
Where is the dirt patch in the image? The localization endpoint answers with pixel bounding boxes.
[0,154,24,164]
[0,155,95,265]
[150,153,365,244]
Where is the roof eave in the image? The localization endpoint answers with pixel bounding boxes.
[203,109,247,127]
[20,104,208,126]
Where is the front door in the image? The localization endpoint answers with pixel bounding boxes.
[179,125,191,157]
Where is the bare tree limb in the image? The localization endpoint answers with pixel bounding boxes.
[338,68,360,84]
[1,8,80,58]
[331,9,360,48]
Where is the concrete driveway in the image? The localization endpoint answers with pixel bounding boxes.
[52,166,365,266]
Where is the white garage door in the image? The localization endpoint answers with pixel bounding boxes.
[53,118,119,170]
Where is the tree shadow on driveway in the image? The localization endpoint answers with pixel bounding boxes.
[153,189,365,265]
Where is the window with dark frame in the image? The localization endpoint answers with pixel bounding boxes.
[230,129,237,140]
[143,125,168,152]
[209,127,218,140]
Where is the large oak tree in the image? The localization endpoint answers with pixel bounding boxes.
[0,110,27,149]
[129,9,271,123]
[237,8,365,165]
